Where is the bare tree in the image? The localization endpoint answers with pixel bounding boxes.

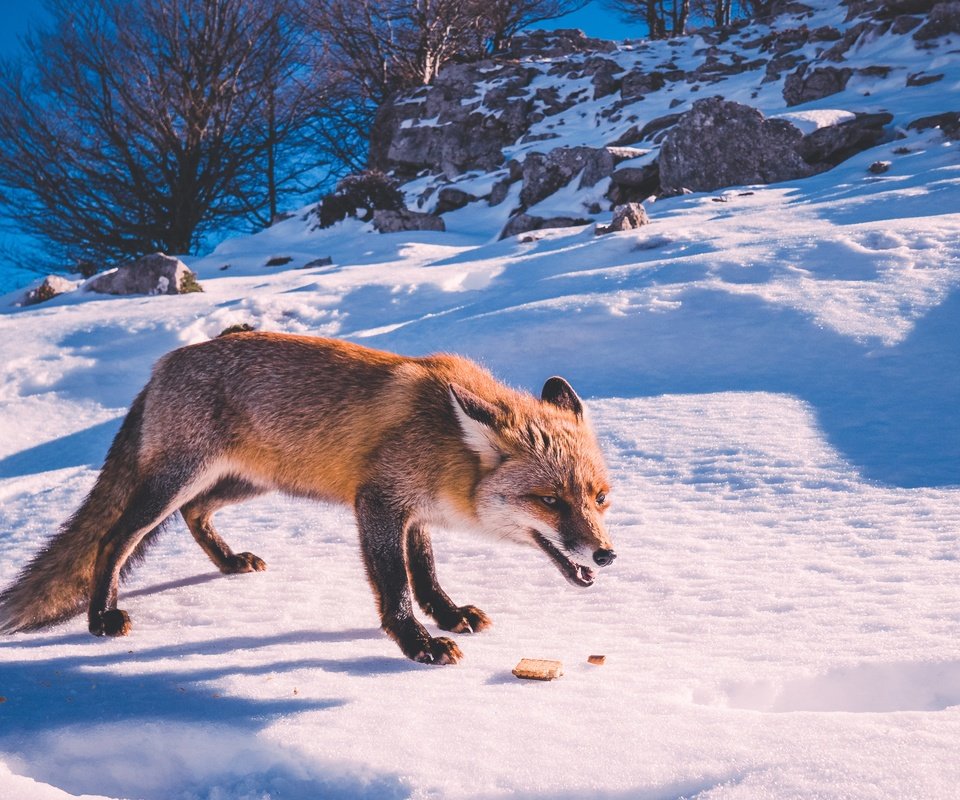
[605,0,761,38]
[0,0,329,267]
[482,1,591,52]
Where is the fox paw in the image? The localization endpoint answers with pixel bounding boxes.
[437,605,492,634]
[221,552,266,574]
[90,609,132,637]
[412,636,463,665]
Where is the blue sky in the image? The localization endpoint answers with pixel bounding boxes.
[0,2,648,58]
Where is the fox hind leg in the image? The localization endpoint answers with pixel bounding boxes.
[88,461,207,637]
[406,524,490,634]
[181,477,267,574]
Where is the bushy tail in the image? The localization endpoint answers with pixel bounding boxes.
[0,389,148,633]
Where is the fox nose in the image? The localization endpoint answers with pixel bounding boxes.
[593,548,616,567]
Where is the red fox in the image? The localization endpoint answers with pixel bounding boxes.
[0,333,615,664]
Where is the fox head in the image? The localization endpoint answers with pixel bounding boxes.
[450,377,615,587]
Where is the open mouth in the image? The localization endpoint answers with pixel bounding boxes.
[533,532,595,587]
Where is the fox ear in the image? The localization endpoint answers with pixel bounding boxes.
[541,376,583,419]
[449,383,503,469]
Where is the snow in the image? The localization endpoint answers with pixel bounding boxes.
[2,1,960,798]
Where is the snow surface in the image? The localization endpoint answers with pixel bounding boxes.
[2,1,960,798]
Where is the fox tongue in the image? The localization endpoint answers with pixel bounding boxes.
[571,562,595,586]
[533,532,595,588]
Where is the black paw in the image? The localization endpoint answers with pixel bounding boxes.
[436,605,492,634]
[89,608,132,637]
[221,552,266,574]
[411,636,463,665]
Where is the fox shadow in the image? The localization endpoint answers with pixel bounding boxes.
[0,626,415,798]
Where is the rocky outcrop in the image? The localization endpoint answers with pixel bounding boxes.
[369,59,537,178]
[87,253,202,296]
[372,209,445,233]
[659,98,813,194]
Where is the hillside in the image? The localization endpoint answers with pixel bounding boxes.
[1,0,959,798]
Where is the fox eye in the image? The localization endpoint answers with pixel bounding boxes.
[596,492,607,506]
[540,496,558,508]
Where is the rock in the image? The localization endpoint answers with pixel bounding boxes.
[434,187,477,214]
[87,253,202,296]
[914,1,960,40]
[621,70,667,102]
[659,98,813,194]
[301,256,333,269]
[519,147,615,209]
[764,53,805,82]
[821,21,876,61]
[596,203,651,235]
[891,15,923,33]
[368,59,537,178]
[868,160,892,173]
[22,275,75,306]
[907,111,960,139]
[783,65,853,106]
[798,112,893,167]
[265,256,293,267]
[879,0,937,14]
[608,113,682,147]
[488,176,513,206]
[607,163,661,204]
[502,29,616,58]
[372,209,445,233]
[584,56,623,99]
[906,71,944,85]
[500,213,592,240]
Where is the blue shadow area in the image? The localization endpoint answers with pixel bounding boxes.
[0,626,414,799]
[0,418,120,478]
[368,283,960,489]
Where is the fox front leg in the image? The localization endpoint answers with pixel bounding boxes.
[406,523,491,634]
[355,485,462,665]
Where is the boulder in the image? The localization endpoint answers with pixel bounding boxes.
[783,65,854,106]
[519,147,616,209]
[500,213,592,240]
[659,98,813,194]
[907,111,960,139]
[434,187,477,214]
[607,162,661,204]
[798,112,893,166]
[22,274,75,306]
[879,0,937,14]
[584,56,623,99]
[596,203,651,235]
[914,1,960,40]
[87,253,202,296]
[621,70,667,102]
[372,209,445,233]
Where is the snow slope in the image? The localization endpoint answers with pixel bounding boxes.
[1,2,959,798]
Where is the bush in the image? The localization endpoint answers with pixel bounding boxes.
[316,171,404,228]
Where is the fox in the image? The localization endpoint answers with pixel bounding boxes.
[0,332,615,664]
